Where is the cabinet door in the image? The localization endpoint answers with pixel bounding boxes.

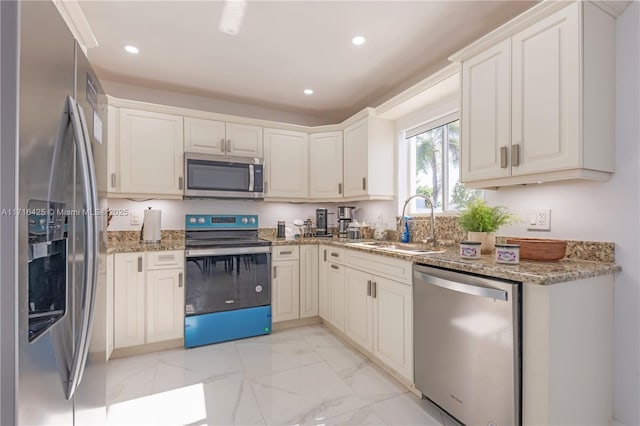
[461,39,512,182]
[146,269,185,343]
[264,128,309,199]
[343,120,368,197]
[184,117,226,154]
[272,260,300,323]
[318,248,330,320]
[372,277,413,381]
[226,123,263,157]
[119,108,184,196]
[511,3,580,175]
[299,245,319,318]
[310,132,343,199]
[113,253,145,348]
[328,263,346,333]
[345,268,373,352]
[107,106,119,193]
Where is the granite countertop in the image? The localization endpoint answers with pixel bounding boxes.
[267,237,621,285]
[106,231,620,285]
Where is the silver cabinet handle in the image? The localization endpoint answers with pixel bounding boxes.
[137,256,142,272]
[338,183,342,194]
[500,146,508,168]
[511,144,520,167]
[280,250,292,255]
[158,254,174,261]
[372,281,377,298]
[178,177,183,190]
[324,249,327,262]
[178,272,183,288]
[367,280,372,296]
[220,139,225,152]
[111,173,116,188]
[264,181,268,194]
[331,264,339,270]
[362,177,367,191]
[226,139,231,153]
[331,252,339,258]
[273,266,277,279]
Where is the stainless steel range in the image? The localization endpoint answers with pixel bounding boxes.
[184,214,272,347]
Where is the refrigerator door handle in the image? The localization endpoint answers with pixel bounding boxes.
[65,97,99,400]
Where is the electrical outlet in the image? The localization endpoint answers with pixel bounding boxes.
[526,209,551,231]
[130,212,141,226]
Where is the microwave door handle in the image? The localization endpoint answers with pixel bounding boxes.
[248,164,254,191]
[65,97,99,400]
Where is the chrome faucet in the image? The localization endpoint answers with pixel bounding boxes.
[401,194,436,246]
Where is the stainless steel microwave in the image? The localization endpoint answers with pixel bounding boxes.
[184,153,264,199]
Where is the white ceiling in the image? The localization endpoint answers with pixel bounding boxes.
[80,1,536,123]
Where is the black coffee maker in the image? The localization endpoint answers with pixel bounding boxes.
[315,208,333,237]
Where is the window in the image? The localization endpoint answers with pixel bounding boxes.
[404,117,481,214]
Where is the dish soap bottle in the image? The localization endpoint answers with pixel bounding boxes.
[401,216,410,243]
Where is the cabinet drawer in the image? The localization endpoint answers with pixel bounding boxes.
[323,247,345,265]
[346,250,412,285]
[146,250,184,270]
[273,245,300,261]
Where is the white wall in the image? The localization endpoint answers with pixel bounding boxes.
[484,3,640,423]
[107,198,397,232]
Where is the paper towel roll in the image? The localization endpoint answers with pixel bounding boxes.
[142,208,161,243]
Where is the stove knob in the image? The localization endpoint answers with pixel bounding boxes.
[249,217,256,224]
[241,217,248,224]
[189,217,196,224]
[198,217,205,224]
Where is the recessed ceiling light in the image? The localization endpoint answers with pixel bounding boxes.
[303,89,314,95]
[124,45,139,54]
[352,35,366,46]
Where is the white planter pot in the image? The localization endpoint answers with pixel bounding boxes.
[467,231,495,254]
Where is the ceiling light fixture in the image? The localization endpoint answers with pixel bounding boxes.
[219,0,247,35]
[124,45,139,54]
[352,35,366,46]
[303,89,314,95]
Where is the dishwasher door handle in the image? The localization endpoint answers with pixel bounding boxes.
[414,271,508,301]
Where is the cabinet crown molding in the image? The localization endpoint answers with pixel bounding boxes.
[449,0,624,63]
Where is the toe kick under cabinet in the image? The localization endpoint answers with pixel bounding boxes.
[111,251,185,351]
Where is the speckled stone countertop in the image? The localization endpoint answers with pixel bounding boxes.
[266,237,620,285]
[107,230,620,285]
[106,230,185,254]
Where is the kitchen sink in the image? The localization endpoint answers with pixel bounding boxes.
[345,241,445,255]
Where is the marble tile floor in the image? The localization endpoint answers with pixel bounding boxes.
[106,324,461,426]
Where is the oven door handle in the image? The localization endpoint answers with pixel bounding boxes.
[185,246,272,257]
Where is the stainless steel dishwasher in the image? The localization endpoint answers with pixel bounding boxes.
[413,264,521,426]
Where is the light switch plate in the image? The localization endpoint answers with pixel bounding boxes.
[526,209,551,231]
[130,212,141,225]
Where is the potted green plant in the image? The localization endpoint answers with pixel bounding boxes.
[458,199,517,253]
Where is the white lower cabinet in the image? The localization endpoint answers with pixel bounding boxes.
[272,259,300,322]
[327,262,347,333]
[113,251,184,349]
[113,252,146,348]
[146,269,184,343]
[299,245,319,318]
[345,268,373,351]
[371,276,413,380]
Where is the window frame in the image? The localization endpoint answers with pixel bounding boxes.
[401,111,461,216]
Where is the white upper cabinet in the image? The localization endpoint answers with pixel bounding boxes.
[455,1,615,189]
[184,117,262,158]
[343,115,395,200]
[264,128,309,199]
[309,132,343,199]
[461,39,511,182]
[118,108,184,198]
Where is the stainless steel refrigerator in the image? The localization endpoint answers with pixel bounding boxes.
[1,1,108,424]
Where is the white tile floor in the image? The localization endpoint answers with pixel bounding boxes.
[106,324,456,426]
